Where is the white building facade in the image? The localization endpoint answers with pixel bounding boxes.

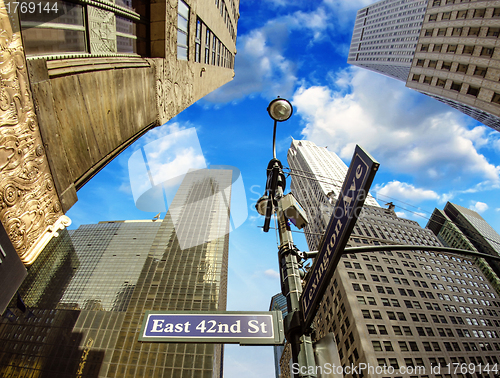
[347,0,428,81]
[287,139,379,250]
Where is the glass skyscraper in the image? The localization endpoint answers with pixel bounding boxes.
[0,168,232,378]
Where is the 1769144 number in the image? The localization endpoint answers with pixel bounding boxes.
[5,1,58,14]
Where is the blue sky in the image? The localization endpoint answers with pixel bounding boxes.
[67,0,500,376]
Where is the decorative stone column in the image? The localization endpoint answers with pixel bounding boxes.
[0,1,69,265]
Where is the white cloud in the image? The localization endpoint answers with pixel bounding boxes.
[470,201,489,213]
[263,269,280,279]
[374,181,441,203]
[204,27,297,103]
[292,68,500,190]
[204,4,340,104]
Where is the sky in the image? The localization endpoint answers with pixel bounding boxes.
[66,0,500,376]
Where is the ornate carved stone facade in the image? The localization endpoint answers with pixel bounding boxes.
[87,5,117,53]
[0,0,67,265]
[0,0,238,268]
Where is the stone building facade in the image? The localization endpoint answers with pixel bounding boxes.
[0,0,238,270]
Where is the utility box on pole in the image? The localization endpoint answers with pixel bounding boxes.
[313,333,343,378]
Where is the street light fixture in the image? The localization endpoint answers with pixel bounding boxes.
[268,98,293,160]
[268,98,293,122]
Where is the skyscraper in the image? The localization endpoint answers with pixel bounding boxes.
[427,202,500,292]
[281,140,500,377]
[287,139,379,250]
[347,0,428,81]
[0,168,232,378]
[349,0,500,132]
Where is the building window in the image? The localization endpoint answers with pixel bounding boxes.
[441,62,452,70]
[473,66,487,77]
[436,78,446,87]
[457,63,468,73]
[474,9,486,18]
[452,27,462,36]
[487,27,500,37]
[416,59,425,67]
[195,18,202,63]
[433,44,442,52]
[428,60,437,68]
[425,29,433,37]
[480,46,494,57]
[423,76,432,84]
[491,92,500,105]
[412,74,420,82]
[204,28,211,64]
[447,44,457,53]
[212,35,217,64]
[420,44,429,52]
[467,86,479,97]
[20,0,86,56]
[450,82,461,91]
[442,12,451,20]
[469,27,480,36]
[177,0,190,60]
[457,10,467,19]
[429,14,438,21]
[462,45,474,55]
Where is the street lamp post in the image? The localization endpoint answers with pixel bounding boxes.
[257,98,317,378]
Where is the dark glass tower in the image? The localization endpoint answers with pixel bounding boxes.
[0,168,232,378]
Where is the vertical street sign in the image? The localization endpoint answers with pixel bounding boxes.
[139,311,285,345]
[301,145,379,328]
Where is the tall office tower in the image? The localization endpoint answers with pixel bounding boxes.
[349,0,500,132]
[287,139,379,250]
[407,0,500,132]
[347,0,428,81]
[0,168,232,378]
[281,205,500,377]
[282,142,500,378]
[270,293,288,378]
[427,202,500,292]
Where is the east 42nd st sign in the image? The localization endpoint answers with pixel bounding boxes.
[139,311,284,345]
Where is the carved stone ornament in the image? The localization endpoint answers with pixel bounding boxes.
[88,6,117,54]
[0,0,68,265]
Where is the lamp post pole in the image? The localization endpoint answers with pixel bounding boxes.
[258,98,317,378]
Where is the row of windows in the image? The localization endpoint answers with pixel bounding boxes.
[177,1,234,68]
[423,26,500,38]
[428,6,500,20]
[357,293,499,317]
[411,72,500,105]
[21,0,148,56]
[418,43,495,57]
[215,0,236,41]
[195,19,233,68]
[345,257,489,284]
[367,319,500,339]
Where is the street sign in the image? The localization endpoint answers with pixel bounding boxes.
[139,311,285,345]
[301,145,379,328]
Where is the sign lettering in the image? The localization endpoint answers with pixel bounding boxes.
[139,311,284,345]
